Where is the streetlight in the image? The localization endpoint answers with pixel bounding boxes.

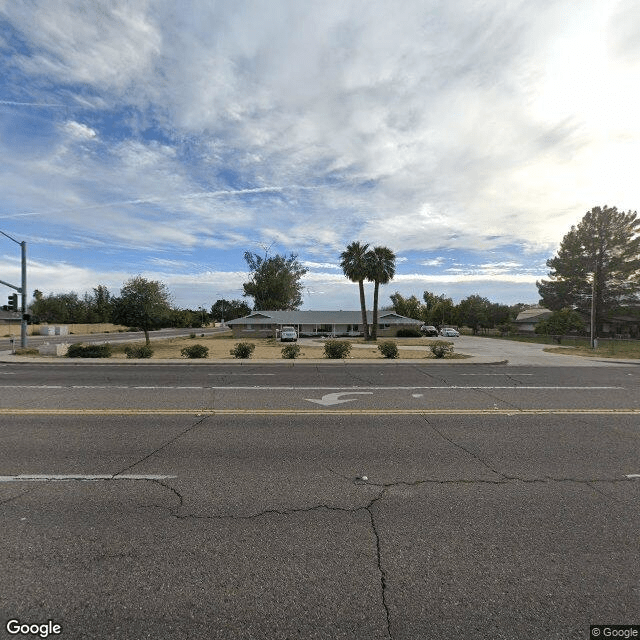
[0,230,27,348]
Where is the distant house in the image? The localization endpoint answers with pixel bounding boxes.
[226,310,422,338]
[0,309,21,326]
[514,306,640,338]
[601,314,640,339]
[512,307,553,333]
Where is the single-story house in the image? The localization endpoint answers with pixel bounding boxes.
[601,315,640,339]
[226,310,422,338]
[514,306,640,338]
[0,309,21,326]
[512,307,553,333]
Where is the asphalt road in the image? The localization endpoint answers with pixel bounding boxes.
[1,362,638,639]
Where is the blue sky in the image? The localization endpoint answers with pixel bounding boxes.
[1,0,639,311]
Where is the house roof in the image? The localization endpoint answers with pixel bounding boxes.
[513,308,552,323]
[226,310,422,325]
[0,310,21,322]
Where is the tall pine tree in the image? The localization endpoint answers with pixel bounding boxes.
[537,206,640,335]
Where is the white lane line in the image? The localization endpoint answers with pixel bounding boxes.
[0,385,204,390]
[176,385,623,390]
[0,384,624,390]
[209,373,275,376]
[626,474,640,479]
[0,474,177,482]
[460,373,533,376]
[133,386,203,390]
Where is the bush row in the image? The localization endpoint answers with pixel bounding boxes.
[64,339,455,359]
[67,343,112,358]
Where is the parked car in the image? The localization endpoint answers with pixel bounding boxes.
[280,326,298,342]
[420,325,438,337]
[440,328,460,337]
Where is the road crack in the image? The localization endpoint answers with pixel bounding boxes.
[422,415,507,478]
[0,486,40,506]
[365,492,392,640]
[112,415,210,478]
[168,490,393,638]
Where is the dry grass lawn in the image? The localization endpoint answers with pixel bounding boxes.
[3,322,129,337]
[545,342,640,359]
[103,335,462,360]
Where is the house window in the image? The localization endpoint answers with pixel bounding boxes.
[317,324,332,332]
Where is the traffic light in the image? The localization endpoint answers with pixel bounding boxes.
[7,293,18,311]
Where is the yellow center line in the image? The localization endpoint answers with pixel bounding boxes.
[0,408,639,416]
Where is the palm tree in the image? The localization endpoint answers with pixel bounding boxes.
[366,246,396,340]
[340,241,370,340]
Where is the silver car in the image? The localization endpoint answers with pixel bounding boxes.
[280,326,298,342]
[440,328,460,337]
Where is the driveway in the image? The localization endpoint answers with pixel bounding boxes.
[301,336,627,367]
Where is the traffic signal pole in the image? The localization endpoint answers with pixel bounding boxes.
[0,231,28,348]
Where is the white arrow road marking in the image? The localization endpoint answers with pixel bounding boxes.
[306,392,374,406]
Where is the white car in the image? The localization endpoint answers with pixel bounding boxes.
[440,328,460,337]
[280,326,298,342]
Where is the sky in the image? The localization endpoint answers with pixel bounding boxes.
[1,0,639,312]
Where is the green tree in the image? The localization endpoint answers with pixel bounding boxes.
[366,246,396,340]
[242,252,308,310]
[112,276,173,345]
[534,308,585,341]
[389,292,426,321]
[30,291,89,324]
[340,241,371,340]
[456,295,492,334]
[537,206,640,338]
[84,285,113,323]
[423,291,455,327]
[211,299,251,323]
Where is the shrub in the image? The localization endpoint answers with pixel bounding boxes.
[281,344,302,359]
[230,342,255,359]
[67,343,112,358]
[124,344,154,359]
[181,344,209,359]
[189,333,196,339]
[377,341,399,358]
[14,348,39,356]
[396,328,422,337]
[324,340,351,359]
[429,340,454,359]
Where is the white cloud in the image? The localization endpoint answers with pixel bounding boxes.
[2,1,161,92]
[420,258,445,267]
[303,261,341,270]
[0,1,638,308]
[62,121,97,140]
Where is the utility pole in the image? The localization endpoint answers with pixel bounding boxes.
[21,241,27,348]
[0,231,28,348]
[590,269,597,349]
